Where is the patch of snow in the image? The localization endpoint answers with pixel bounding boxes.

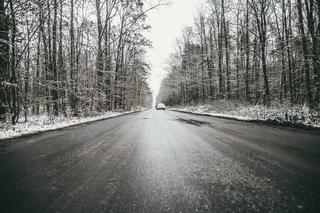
[170,101,320,128]
[0,108,147,140]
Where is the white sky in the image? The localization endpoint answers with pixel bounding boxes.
[145,0,205,102]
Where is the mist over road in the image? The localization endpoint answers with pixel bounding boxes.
[0,110,319,212]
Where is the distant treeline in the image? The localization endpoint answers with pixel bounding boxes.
[0,0,157,124]
[158,0,320,108]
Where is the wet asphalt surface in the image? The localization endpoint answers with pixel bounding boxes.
[0,109,320,213]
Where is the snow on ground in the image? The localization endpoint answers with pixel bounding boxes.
[0,108,147,140]
[170,100,320,128]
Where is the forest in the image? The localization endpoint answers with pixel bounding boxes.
[158,0,320,113]
[0,0,158,125]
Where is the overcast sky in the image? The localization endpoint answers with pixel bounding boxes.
[145,0,205,101]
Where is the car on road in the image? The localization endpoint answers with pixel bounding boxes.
[156,103,166,110]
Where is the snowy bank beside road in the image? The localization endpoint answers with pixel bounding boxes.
[0,108,147,140]
[170,101,320,128]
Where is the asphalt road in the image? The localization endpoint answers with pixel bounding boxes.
[0,110,320,213]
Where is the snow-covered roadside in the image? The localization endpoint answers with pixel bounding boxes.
[0,108,147,140]
[170,102,320,128]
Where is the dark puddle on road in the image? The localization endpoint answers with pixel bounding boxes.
[176,117,213,127]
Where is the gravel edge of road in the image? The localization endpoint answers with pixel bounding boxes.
[0,109,148,142]
[170,109,320,132]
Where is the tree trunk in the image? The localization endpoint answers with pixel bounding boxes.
[222,0,230,99]
[9,0,18,124]
[70,0,77,115]
[52,0,59,116]
[245,0,250,102]
[297,0,313,105]
[0,0,10,121]
[24,19,31,122]
[104,0,112,111]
